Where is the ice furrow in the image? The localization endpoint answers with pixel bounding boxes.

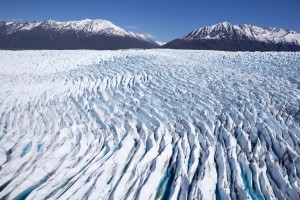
[0,49,299,199]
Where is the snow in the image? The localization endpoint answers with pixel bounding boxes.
[185,22,300,45]
[155,41,167,46]
[1,19,155,42]
[0,49,300,199]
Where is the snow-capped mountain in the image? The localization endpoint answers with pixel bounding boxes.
[0,19,159,49]
[163,22,300,51]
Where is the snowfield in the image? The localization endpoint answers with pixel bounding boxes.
[0,49,300,200]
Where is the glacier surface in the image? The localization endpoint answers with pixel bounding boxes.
[0,49,300,199]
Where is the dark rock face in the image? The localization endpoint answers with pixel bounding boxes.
[0,20,159,50]
[163,38,300,51]
[163,22,300,51]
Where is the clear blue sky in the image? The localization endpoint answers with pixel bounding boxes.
[1,0,300,42]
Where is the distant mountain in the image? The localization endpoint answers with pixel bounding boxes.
[155,41,166,46]
[0,19,159,50]
[163,22,300,51]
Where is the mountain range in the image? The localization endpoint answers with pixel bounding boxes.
[0,19,159,50]
[163,22,300,51]
[1,20,300,51]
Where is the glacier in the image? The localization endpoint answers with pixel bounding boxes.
[0,49,300,199]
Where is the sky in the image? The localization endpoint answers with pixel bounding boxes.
[1,0,300,42]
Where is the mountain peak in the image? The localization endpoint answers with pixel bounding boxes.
[164,22,300,51]
[182,22,300,45]
[217,21,232,27]
[46,19,56,23]
[0,19,159,49]
[3,19,136,37]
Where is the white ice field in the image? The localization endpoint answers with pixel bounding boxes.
[0,49,300,200]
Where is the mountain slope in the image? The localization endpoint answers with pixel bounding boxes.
[0,19,159,50]
[163,22,300,51]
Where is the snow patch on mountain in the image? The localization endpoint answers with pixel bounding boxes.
[155,41,166,46]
